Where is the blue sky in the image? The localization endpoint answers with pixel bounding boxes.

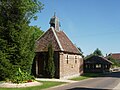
[30,0,120,56]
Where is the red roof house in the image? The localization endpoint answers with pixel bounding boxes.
[109,53,120,60]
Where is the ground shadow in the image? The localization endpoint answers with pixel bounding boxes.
[105,71,120,78]
[67,87,112,90]
[85,71,120,78]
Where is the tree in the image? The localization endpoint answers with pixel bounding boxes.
[93,48,103,56]
[30,26,44,40]
[84,54,94,60]
[46,43,55,78]
[107,56,120,67]
[0,0,43,80]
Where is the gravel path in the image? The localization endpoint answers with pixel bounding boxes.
[0,81,42,88]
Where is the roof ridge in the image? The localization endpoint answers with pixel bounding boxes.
[51,27,64,51]
[98,56,113,64]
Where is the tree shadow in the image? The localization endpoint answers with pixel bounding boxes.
[67,87,112,90]
[99,71,120,78]
[84,71,120,78]
[81,71,120,79]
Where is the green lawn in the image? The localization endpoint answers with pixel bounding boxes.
[0,81,66,90]
[70,73,104,81]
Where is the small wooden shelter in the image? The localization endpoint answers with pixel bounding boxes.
[84,55,113,73]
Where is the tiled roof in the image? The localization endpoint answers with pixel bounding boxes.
[56,30,80,54]
[111,53,120,60]
[36,27,80,54]
[85,55,113,64]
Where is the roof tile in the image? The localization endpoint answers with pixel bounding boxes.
[36,27,80,54]
[111,53,120,60]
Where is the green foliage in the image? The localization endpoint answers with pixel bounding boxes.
[107,56,120,67]
[84,54,94,60]
[0,38,16,80]
[0,0,44,24]
[0,0,43,80]
[10,68,35,84]
[84,48,103,60]
[30,26,44,40]
[93,48,103,56]
[45,43,55,78]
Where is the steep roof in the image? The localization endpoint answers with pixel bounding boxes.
[110,53,120,60]
[36,27,80,54]
[85,55,113,64]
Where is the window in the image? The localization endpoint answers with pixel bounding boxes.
[96,64,101,68]
[67,55,68,64]
[75,56,77,64]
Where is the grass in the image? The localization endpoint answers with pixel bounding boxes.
[70,73,104,81]
[0,73,105,89]
[0,81,66,90]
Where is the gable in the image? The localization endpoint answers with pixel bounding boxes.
[36,28,61,52]
[85,56,113,64]
[36,27,80,54]
[56,31,80,54]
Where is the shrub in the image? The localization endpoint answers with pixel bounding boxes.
[10,68,35,84]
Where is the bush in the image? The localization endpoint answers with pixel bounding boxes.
[107,56,120,67]
[10,68,35,84]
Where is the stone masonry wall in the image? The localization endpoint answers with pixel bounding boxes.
[59,52,83,79]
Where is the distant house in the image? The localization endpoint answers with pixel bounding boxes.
[109,53,120,60]
[33,15,83,79]
[84,55,113,73]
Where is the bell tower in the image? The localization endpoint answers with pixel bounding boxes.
[49,13,60,31]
